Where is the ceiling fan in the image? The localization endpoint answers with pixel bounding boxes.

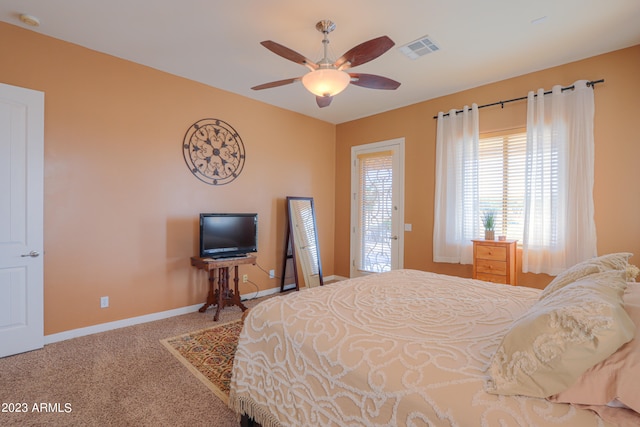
[251,20,401,108]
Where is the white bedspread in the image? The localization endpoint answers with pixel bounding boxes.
[229,269,613,427]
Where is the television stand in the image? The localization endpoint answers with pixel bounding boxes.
[190,255,257,321]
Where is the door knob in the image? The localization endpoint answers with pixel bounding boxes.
[391,236,398,240]
[21,251,40,257]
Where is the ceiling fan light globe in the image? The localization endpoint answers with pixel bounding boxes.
[301,69,350,97]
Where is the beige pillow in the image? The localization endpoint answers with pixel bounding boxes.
[548,282,640,421]
[539,252,633,300]
[485,269,635,398]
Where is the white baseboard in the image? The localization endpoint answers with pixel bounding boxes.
[44,276,347,345]
[275,275,346,291]
[44,286,284,345]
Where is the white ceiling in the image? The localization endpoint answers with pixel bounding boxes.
[2,0,639,124]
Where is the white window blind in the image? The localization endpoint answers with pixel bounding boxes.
[477,130,527,241]
[291,201,320,276]
[357,150,393,273]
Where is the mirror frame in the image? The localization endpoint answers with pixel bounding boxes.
[285,196,323,290]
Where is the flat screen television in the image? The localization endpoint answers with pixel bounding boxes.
[199,213,258,258]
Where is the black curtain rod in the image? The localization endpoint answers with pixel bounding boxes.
[432,79,604,119]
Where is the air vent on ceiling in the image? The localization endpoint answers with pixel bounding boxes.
[398,35,440,60]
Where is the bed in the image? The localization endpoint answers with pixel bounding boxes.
[229,263,639,427]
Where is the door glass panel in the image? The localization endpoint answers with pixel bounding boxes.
[357,151,393,273]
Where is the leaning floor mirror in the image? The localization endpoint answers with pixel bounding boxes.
[285,196,323,290]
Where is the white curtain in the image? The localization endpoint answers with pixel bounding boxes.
[522,80,597,274]
[433,104,479,264]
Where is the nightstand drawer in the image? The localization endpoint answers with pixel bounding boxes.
[476,245,507,261]
[476,259,507,275]
[476,272,508,284]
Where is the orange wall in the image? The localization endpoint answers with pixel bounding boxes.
[0,23,336,335]
[336,45,640,289]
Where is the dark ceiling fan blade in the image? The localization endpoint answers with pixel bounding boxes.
[316,95,333,108]
[349,73,401,90]
[260,41,318,69]
[251,77,300,90]
[334,36,395,70]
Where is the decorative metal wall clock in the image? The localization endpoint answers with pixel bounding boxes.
[182,118,246,185]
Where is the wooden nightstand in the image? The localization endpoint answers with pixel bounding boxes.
[472,239,517,285]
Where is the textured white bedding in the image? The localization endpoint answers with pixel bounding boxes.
[229,269,614,427]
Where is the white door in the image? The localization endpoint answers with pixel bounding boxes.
[350,138,404,277]
[0,83,44,358]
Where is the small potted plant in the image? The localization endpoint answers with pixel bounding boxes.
[482,209,496,240]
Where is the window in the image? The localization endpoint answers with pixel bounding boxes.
[434,82,596,273]
[477,129,527,241]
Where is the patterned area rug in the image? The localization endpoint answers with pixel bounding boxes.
[160,319,243,405]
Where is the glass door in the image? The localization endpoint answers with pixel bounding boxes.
[350,139,404,277]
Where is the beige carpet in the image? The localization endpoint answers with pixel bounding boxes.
[0,298,268,427]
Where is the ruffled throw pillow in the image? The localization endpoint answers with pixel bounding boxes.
[485,269,635,398]
[539,252,632,300]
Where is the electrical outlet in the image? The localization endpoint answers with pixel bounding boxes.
[100,296,109,308]
[269,269,275,279]
[242,274,248,283]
